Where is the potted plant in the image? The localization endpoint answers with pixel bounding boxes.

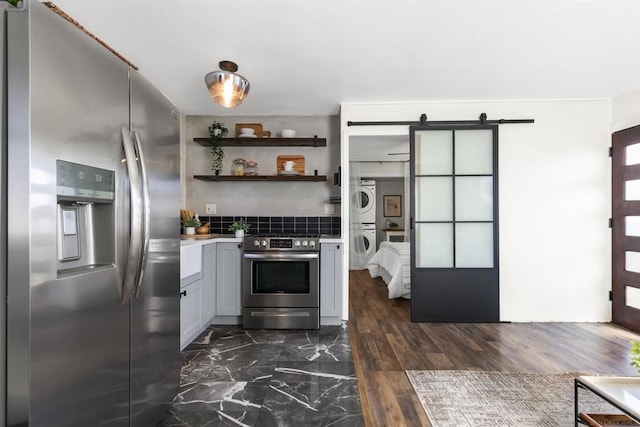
[631,341,640,373]
[209,121,228,175]
[181,216,201,235]
[229,218,251,238]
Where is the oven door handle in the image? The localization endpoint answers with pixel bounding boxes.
[242,253,319,260]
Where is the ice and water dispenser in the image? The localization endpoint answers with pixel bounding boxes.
[56,160,116,275]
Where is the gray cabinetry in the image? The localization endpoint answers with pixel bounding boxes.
[180,275,203,350]
[180,243,205,350]
[203,243,216,322]
[320,243,343,325]
[215,242,242,318]
[180,240,242,349]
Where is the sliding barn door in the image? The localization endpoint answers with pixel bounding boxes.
[410,126,499,322]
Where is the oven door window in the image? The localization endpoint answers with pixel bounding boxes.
[253,261,310,294]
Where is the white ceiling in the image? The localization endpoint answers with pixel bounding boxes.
[50,0,640,117]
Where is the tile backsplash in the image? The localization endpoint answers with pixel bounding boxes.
[197,215,341,236]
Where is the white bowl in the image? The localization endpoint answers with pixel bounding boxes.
[281,129,296,138]
[239,127,255,135]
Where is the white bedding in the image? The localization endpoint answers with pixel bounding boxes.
[367,242,410,299]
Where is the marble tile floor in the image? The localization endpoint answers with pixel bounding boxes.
[159,325,364,427]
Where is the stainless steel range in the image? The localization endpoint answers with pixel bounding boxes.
[242,234,320,329]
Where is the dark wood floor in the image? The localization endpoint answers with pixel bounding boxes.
[347,269,640,427]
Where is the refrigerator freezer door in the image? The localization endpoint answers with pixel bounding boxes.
[7,2,130,425]
[129,70,181,426]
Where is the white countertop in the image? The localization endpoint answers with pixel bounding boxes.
[180,235,242,247]
[181,235,343,247]
[319,237,343,244]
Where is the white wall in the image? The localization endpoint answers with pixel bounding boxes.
[341,100,612,322]
[612,89,640,132]
[374,178,405,249]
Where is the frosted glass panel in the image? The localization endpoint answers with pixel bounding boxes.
[625,251,640,273]
[456,223,494,268]
[626,216,640,237]
[455,177,493,221]
[625,180,640,201]
[627,143,640,166]
[416,223,453,268]
[455,129,493,174]
[626,286,640,310]
[415,130,453,175]
[415,177,453,221]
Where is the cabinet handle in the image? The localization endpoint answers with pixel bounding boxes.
[238,243,242,249]
[180,290,187,298]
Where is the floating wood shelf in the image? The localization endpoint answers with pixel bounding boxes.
[193,137,326,147]
[194,175,328,182]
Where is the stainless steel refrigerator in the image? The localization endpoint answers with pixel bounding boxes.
[2,1,181,425]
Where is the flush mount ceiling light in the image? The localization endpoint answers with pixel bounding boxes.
[204,60,250,108]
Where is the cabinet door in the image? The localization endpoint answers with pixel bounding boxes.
[320,243,343,318]
[215,243,242,316]
[180,279,203,350]
[203,243,216,322]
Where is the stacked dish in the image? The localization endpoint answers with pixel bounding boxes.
[239,128,257,138]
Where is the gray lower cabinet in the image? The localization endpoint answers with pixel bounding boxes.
[320,243,343,325]
[180,241,242,349]
[203,243,216,322]
[180,276,204,350]
[180,243,205,349]
[214,242,243,320]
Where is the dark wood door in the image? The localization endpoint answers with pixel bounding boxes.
[409,125,499,322]
[612,125,640,332]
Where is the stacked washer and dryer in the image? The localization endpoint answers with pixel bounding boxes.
[352,179,377,260]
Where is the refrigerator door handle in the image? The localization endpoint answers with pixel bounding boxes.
[120,126,143,304]
[132,131,150,298]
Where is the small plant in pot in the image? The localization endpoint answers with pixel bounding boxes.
[229,218,251,238]
[209,121,228,175]
[181,216,201,235]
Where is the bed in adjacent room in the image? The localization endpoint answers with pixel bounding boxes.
[367,241,411,299]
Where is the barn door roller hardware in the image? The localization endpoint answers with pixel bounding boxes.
[347,113,534,127]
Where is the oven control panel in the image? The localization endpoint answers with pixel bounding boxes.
[246,236,319,252]
[269,238,293,249]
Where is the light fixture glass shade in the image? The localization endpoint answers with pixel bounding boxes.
[204,70,250,108]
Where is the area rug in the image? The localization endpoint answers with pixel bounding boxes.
[405,370,622,427]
